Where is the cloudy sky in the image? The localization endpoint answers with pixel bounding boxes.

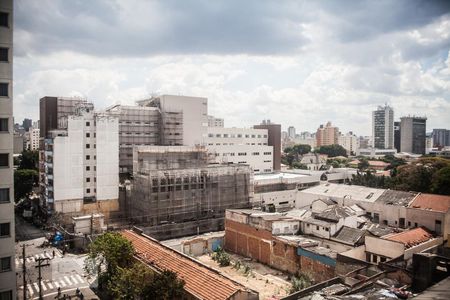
[14,0,450,135]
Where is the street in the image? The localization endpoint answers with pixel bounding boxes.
[15,216,98,300]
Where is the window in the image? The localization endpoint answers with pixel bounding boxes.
[86,178,90,183]
[0,83,8,97]
[0,223,10,237]
[435,220,442,235]
[373,213,379,223]
[86,121,90,126]
[0,188,9,203]
[86,144,90,149]
[325,227,329,232]
[0,290,12,300]
[0,12,8,27]
[86,188,90,194]
[0,153,8,167]
[0,118,8,132]
[86,132,90,138]
[0,257,11,272]
[0,48,8,62]
[316,226,320,230]
[86,155,90,160]
[86,166,90,171]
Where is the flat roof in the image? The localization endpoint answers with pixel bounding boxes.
[301,183,385,203]
[254,172,309,180]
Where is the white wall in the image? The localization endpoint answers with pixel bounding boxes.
[206,127,268,146]
[272,220,300,235]
[365,236,404,259]
[96,115,119,200]
[253,189,297,207]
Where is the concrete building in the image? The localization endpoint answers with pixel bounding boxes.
[254,120,281,171]
[13,133,23,154]
[40,102,119,220]
[356,147,396,158]
[0,0,15,298]
[338,132,359,155]
[394,121,401,152]
[432,128,450,148]
[205,127,273,174]
[316,122,339,147]
[372,104,394,149]
[288,126,296,139]
[28,126,40,150]
[400,116,427,154]
[22,118,32,132]
[208,115,224,127]
[129,146,253,239]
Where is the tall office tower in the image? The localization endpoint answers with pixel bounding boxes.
[316,121,339,147]
[22,118,32,131]
[394,121,401,152]
[41,102,119,219]
[400,116,427,154]
[432,129,450,148]
[288,126,296,139]
[254,120,281,171]
[0,0,16,298]
[208,115,224,127]
[372,104,394,149]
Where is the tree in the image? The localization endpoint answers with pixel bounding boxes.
[85,232,134,289]
[315,145,347,157]
[358,159,369,171]
[110,263,185,300]
[18,150,39,170]
[431,166,450,195]
[292,144,311,156]
[14,169,38,201]
[292,162,308,169]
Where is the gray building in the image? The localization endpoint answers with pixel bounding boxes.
[129,146,252,238]
[372,104,394,149]
[0,0,16,298]
[394,121,401,152]
[432,129,450,148]
[400,116,427,154]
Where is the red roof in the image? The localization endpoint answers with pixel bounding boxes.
[121,230,253,300]
[385,227,434,249]
[409,193,450,213]
[368,161,390,167]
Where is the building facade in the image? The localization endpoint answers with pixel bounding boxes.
[207,115,224,127]
[372,105,394,149]
[338,132,359,155]
[41,103,119,219]
[316,122,339,147]
[254,120,281,171]
[0,0,15,298]
[288,126,296,139]
[432,129,450,148]
[394,121,401,152]
[28,126,40,150]
[400,116,427,154]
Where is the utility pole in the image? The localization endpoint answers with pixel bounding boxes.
[22,245,27,300]
[90,213,94,236]
[35,257,50,300]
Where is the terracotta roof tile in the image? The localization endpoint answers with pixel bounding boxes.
[121,230,252,300]
[385,227,434,249]
[409,193,450,213]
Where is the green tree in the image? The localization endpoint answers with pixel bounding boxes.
[292,162,308,169]
[315,145,347,157]
[292,144,311,156]
[18,150,39,170]
[85,232,134,289]
[431,166,450,195]
[110,263,185,300]
[358,159,369,171]
[14,169,38,201]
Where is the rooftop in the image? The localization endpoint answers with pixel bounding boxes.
[121,230,255,300]
[384,227,434,249]
[332,226,366,245]
[316,205,362,222]
[409,193,450,213]
[254,172,309,181]
[301,183,386,203]
[375,190,418,207]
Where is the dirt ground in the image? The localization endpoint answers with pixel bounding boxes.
[197,253,292,300]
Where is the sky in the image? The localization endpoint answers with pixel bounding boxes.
[13,0,450,135]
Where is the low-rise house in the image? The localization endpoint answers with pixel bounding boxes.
[122,229,259,300]
[300,153,328,171]
[408,193,450,237]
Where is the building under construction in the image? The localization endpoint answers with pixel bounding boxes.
[129,146,253,238]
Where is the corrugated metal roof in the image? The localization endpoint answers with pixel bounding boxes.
[122,230,253,300]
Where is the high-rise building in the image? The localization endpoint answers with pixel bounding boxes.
[22,118,32,132]
[432,129,450,148]
[316,122,339,147]
[400,116,427,154]
[208,115,224,127]
[254,120,281,171]
[372,105,394,149]
[28,126,40,151]
[40,102,119,219]
[394,121,401,152]
[288,126,296,139]
[0,0,16,298]
[338,132,359,155]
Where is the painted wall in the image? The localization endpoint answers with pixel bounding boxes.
[365,236,404,259]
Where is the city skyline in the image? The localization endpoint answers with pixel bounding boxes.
[13,0,450,135]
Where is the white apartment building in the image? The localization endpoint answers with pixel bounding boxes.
[0,0,15,298]
[338,132,359,155]
[208,115,224,127]
[28,126,40,150]
[205,127,274,173]
[41,103,119,219]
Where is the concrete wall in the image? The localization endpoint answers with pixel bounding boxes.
[272,220,300,235]
[406,208,447,236]
[253,189,297,208]
[365,236,404,259]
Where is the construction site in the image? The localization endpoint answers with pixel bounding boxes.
[127,146,254,240]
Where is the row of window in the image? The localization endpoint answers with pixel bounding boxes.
[208,133,267,138]
[86,166,96,171]
[85,132,96,138]
[85,155,96,160]
[86,177,96,183]
[208,143,268,146]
